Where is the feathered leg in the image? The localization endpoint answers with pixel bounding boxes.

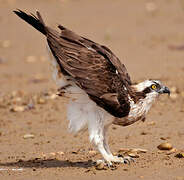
[103,124,112,155]
[88,110,114,166]
[102,124,134,164]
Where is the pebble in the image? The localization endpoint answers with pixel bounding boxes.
[131,148,148,153]
[37,98,46,104]
[157,142,173,150]
[166,148,177,155]
[170,93,178,100]
[95,162,106,170]
[170,86,177,93]
[48,94,57,100]
[88,150,97,156]
[57,151,64,155]
[127,152,139,158]
[10,106,25,112]
[118,148,147,154]
[26,56,37,63]
[145,2,157,13]
[49,152,57,156]
[175,152,184,158]
[23,134,35,139]
[147,121,156,126]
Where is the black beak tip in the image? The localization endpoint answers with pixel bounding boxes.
[163,87,170,96]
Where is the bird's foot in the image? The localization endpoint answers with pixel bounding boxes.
[95,155,134,168]
[110,155,134,164]
[95,159,113,168]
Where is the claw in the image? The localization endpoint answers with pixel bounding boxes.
[95,159,112,167]
[122,156,134,164]
[95,155,134,168]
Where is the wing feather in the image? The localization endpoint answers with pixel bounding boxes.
[47,25,131,118]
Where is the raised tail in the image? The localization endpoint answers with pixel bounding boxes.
[13,9,47,35]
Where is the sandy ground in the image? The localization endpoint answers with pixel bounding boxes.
[0,0,184,179]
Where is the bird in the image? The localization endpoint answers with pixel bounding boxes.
[14,10,170,166]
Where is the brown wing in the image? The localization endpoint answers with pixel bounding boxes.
[46,26,131,118]
[13,10,135,117]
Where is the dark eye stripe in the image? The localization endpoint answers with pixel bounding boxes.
[143,87,151,94]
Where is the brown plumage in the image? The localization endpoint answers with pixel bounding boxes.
[14,9,145,118]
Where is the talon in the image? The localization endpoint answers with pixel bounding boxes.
[122,156,134,164]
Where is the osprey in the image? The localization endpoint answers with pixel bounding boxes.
[14,10,170,166]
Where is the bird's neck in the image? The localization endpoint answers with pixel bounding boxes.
[128,92,158,121]
[113,92,159,127]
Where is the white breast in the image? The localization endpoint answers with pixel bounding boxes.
[127,92,159,121]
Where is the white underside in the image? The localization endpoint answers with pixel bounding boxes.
[46,44,114,136]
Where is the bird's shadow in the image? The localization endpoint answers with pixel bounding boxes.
[0,158,93,169]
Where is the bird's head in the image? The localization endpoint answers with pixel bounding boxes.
[133,80,170,98]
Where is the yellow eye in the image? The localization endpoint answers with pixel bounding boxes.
[151,84,157,90]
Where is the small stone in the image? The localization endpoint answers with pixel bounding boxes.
[23,134,35,139]
[72,151,78,154]
[40,153,47,158]
[118,148,147,154]
[95,162,106,170]
[170,93,178,100]
[140,131,148,135]
[118,148,129,153]
[57,151,64,155]
[175,152,184,158]
[50,152,57,156]
[160,137,167,140]
[166,148,177,155]
[145,2,157,13]
[49,94,57,100]
[130,148,148,153]
[37,98,46,104]
[157,142,173,150]
[147,121,156,126]
[127,152,139,158]
[88,150,97,156]
[26,56,37,63]
[10,106,25,112]
[170,86,177,93]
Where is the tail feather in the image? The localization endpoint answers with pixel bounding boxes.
[13,9,47,35]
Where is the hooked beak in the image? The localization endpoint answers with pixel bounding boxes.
[159,86,170,96]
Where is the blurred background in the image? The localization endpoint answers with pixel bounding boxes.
[1,0,184,92]
[0,0,184,179]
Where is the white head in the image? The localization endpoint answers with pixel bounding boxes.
[133,80,170,98]
[127,80,170,120]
